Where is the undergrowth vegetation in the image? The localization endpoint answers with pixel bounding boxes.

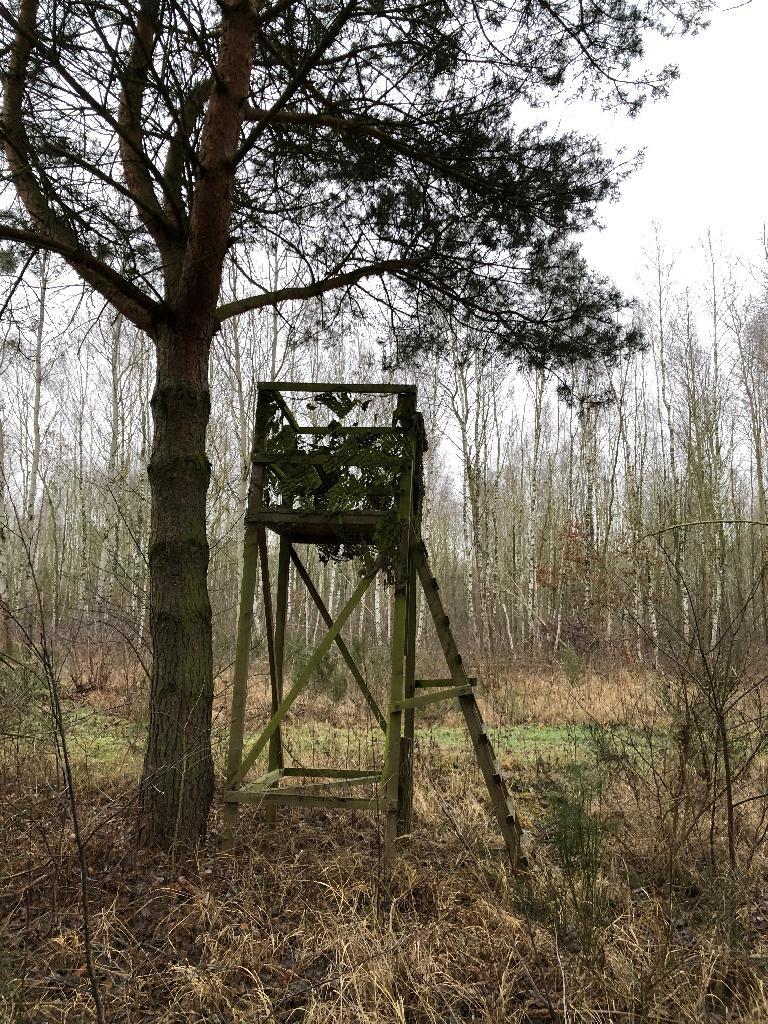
[2,658,768,1023]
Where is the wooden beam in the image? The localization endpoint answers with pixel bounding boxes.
[269,389,301,430]
[253,452,404,468]
[271,776,378,791]
[295,426,402,436]
[223,790,380,810]
[248,768,285,788]
[416,677,477,688]
[393,685,473,711]
[257,382,416,395]
[246,510,384,528]
[236,776,377,794]
[282,767,379,780]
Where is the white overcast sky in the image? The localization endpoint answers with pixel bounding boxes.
[556,0,767,298]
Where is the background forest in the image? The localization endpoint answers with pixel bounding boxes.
[4,230,768,1024]
[3,233,767,676]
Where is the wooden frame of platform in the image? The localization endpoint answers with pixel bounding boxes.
[222,382,524,868]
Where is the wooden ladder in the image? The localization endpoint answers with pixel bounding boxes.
[412,539,525,866]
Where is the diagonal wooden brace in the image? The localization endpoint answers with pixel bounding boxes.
[229,565,379,788]
[289,546,387,732]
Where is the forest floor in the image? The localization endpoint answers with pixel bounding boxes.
[1,662,768,1023]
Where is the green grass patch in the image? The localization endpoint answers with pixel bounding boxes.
[231,720,592,773]
[417,722,592,757]
[57,704,595,777]
[64,704,145,773]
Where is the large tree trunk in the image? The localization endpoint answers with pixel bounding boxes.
[133,0,255,846]
[138,325,214,846]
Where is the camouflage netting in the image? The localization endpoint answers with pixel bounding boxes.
[260,390,425,577]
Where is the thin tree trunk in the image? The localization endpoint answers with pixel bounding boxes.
[527,370,545,648]
[21,253,47,627]
[96,314,123,608]
[0,416,10,649]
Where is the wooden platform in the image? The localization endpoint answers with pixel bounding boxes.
[245,509,385,546]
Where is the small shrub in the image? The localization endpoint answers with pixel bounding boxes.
[545,763,615,957]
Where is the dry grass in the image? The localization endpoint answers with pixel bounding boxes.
[1,665,768,1023]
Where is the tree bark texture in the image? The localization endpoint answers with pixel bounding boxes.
[138,326,214,845]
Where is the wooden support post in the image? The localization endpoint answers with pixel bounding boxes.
[397,554,417,835]
[398,396,421,838]
[273,536,290,712]
[223,392,271,849]
[222,520,259,849]
[383,578,407,863]
[262,533,289,823]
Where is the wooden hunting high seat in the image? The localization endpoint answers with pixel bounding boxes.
[223,381,525,869]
